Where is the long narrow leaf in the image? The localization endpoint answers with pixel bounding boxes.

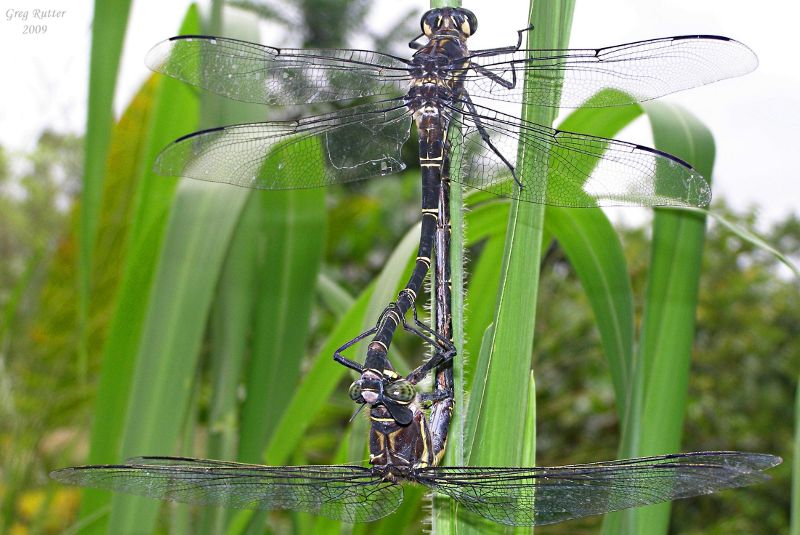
[200,193,262,535]
[78,9,201,531]
[78,0,134,383]
[238,182,326,463]
[467,0,574,465]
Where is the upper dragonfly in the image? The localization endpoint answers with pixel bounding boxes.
[145,6,756,385]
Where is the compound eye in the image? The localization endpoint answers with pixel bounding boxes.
[459,9,478,36]
[420,10,442,36]
[348,381,363,401]
[385,380,415,402]
[467,12,478,35]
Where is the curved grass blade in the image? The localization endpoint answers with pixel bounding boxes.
[546,92,642,414]
[608,102,716,535]
[105,12,262,534]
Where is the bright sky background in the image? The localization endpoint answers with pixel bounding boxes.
[1,0,798,228]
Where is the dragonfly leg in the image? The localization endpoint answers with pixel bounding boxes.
[408,33,425,50]
[515,24,535,49]
[470,61,516,89]
[460,92,523,190]
[408,302,454,350]
[406,348,455,385]
[467,25,533,58]
[399,305,456,384]
[406,350,455,386]
[418,383,454,404]
[333,326,378,373]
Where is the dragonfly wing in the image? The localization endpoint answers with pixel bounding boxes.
[417,451,780,526]
[146,35,412,105]
[463,36,757,108]
[448,102,711,207]
[154,99,412,188]
[51,456,402,523]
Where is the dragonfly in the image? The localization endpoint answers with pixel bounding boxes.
[143,6,758,382]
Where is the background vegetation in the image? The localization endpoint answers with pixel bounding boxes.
[0,0,796,534]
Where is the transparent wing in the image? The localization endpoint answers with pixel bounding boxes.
[51,456,402,523]
[416,451,780,526]
[463,35,757,108]
[154,99,412,188]
[448,101,711,207]
[146,35,412,105]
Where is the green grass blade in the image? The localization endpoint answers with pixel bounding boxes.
[692,208,800,277]
[237,188,326,463]
[513,370,537,535]
[615,102,716,535]
[77,8,201,530]
[107,181,250,533]
[78,0,133,383]
[199,194,262,535]
[317,272,356,313]
[463,233,505,388]
[467,0,574,465]
[544,208,633,415]
[545,97,643,416]
[105,11,261,533]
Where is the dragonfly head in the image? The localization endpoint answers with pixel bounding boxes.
[349,369,416,425]
[420,7,478,39]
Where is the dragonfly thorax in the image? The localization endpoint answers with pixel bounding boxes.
[368,404,432,470]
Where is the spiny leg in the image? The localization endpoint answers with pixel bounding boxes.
[468,23,534,57]
[333,326,376,373]
[456,92,523,190]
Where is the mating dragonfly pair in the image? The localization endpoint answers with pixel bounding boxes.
[52,7,780,527]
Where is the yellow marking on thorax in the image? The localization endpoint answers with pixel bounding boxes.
[419,416,431,465]
[370,416,396,423]
[374,433,385,451]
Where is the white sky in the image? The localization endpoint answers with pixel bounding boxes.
[0,0,798,227]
